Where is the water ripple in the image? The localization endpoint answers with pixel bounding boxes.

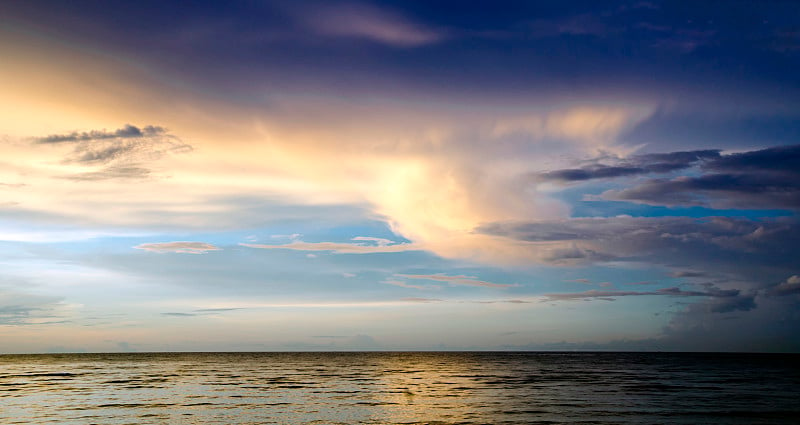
[0,352,798,424]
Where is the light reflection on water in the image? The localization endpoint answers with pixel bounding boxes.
[1,352,798,424]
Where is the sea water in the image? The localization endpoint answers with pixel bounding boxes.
[1,352,798,424]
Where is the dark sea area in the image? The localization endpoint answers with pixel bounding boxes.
[1,352,798,424]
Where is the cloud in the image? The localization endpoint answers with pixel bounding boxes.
[604,173,800,210]
[586,144,800,210]
[705,144,800,174]
[670,271,708,278]
[537,149,721,182]
[134,241,220,254]
[240,237,421,254]
[538,144,800,210]
[479,213,795,343]
[492,107,645,150]
[0,290,65,325]
[564,278,592,284]
[401,297,442,303]
[767,275,800,296]
[299,2,444,47]
[478,215,800,296]
[161,307,244,317]
[34,124,167,144]
[27,124,192,182]
[395,273,517,288]
[540,165,645,182]
[351,236,394,246]
[194,308,243,312]
[62,166,152,181]
[382,279,434,290]
[472,299,532,304]
[34,124,191,165]
[658,293,799,352]
[541,285,748,305]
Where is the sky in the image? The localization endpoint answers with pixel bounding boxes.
[1,0,799,353]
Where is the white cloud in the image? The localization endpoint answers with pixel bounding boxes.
[134,241,220,254]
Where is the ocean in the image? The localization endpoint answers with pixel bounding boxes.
[1,352,798,424]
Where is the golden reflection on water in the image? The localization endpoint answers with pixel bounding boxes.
[364,352,488,423]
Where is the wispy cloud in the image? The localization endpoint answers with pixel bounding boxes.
[31,124,191,181]
[299,2,444,47]
[670,271,708,278]
[382,279,435,290]
[395,273,517,288]
[161,307,244,317]
[401,297,442,303]
[0,290,66,326]
[34,124,191,165]
[134,241,220,254]
[62,165,152,181]
[537,149,721,182]
[472,299,532,304]
[240,237,421,254]
[542,286,746,304]
[34,124,167,144]
[564,278,592,284]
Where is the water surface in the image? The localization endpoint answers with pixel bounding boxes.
[1,352,798,424]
